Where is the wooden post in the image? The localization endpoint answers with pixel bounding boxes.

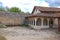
[35,18,37,26]
[41,18,44,26]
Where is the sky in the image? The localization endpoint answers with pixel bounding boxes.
[0,0,60,13]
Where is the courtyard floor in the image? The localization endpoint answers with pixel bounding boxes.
[0,26,60,40]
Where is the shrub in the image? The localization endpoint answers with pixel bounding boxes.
[20,24,29,27]
[0,24,7,28]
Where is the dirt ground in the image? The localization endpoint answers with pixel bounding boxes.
[0,27,60,40]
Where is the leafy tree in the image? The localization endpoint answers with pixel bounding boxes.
[26,12,30,14]
[0,8,5,11]
[9,7,21,13]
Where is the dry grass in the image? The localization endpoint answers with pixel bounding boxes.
[0,35,6,40]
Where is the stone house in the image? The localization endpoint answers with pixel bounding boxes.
[26,6,60,31]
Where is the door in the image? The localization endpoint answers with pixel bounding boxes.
[49,19,53,28]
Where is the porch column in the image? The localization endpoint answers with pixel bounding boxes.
[41,18,44,26]
[47,18,49,26]
[33,20,34,25]
[34,18,37,26]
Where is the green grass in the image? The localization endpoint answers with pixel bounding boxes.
[0,35,6,40]
[20,24,29,27]
[0,24,7,28]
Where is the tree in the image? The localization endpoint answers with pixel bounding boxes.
[0,8,5,12]
[25,12,30,14]
[9,7,21,13]
[0,2,5,12]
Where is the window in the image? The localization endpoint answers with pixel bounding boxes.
[34,9,40,14]
[43,18,48,25]
[36,9,40,13]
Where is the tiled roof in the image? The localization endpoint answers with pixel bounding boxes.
[35,6,60,11]
[27,6,60,18]
[26,13,60,18]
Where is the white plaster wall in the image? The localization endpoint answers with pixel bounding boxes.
[53,18,58,28]
[40,26,49,29]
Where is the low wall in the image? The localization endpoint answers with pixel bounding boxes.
[29,24,49,29]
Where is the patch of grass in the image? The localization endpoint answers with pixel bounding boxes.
[0,24,7,28]
[20,24,29,27]
[0,35,6,40]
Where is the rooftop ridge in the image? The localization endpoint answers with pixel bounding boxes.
[35,6,60,9]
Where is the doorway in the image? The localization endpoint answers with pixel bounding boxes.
[49,19,53,28]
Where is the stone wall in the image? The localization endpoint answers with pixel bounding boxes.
[0,17,25,25]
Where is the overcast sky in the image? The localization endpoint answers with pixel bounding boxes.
[0,0,60,13]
